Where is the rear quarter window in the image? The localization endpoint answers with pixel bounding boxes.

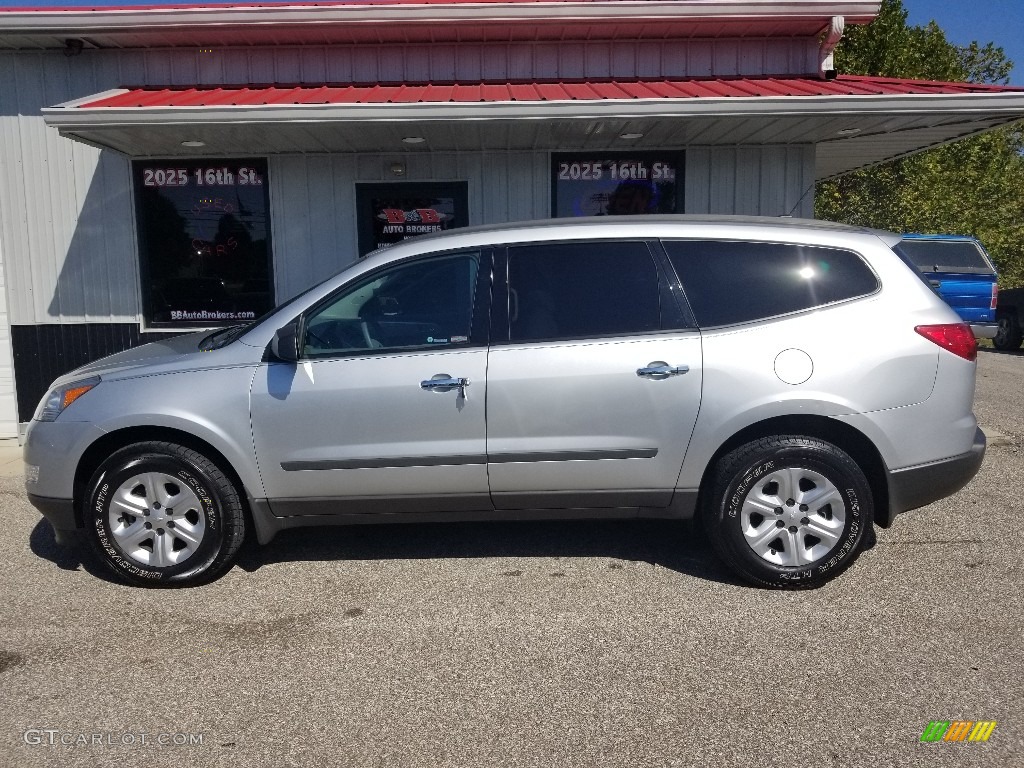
[664,240,878,327]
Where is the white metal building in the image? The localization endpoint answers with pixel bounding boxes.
[1,0,1023,437]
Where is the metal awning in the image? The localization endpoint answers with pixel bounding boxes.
[43,75,1024,178]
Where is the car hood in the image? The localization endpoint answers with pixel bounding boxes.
[52,331,263,386]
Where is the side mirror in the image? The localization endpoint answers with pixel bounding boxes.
[269,321,300,363]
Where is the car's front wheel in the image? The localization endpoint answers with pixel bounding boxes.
[702,436,873,589]
[85,441,246,587]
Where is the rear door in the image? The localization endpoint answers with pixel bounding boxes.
[485,240,703,510]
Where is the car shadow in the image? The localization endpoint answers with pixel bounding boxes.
[234,518,744,587]
[30,515,876,589]
[28,519,124,585]
[978,346,1023,357]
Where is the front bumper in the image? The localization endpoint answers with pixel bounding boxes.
[27,493,79,545]
[24,418,107,545]
[883,426,986,526]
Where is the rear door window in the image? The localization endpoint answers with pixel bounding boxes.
[505,241,664,342]
[664,240,878,328]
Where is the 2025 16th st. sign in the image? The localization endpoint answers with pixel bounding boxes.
[552,153,683,218]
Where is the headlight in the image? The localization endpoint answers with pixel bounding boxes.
[34,376,101,422]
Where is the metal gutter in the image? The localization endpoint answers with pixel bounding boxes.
[0,2,883,34]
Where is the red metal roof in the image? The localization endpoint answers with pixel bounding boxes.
[5,1,616,11]
[77,75,1024,109]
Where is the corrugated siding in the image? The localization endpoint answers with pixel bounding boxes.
[0,51,139,327]
[118,39,819,86]
[269,151,551,301]
[685,145,815,218]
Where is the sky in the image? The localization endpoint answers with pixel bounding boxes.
[2,0,1023,83]
[905,0,1024,84]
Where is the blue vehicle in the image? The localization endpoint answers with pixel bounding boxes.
[895,234,999,339]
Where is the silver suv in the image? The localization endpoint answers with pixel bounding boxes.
[25,217,985,589]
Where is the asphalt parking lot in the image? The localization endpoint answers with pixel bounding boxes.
[1,348,1022,768]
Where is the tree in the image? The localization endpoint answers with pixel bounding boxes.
[815,0,1024,287]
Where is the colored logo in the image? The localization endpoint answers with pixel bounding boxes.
[920,721,996,742]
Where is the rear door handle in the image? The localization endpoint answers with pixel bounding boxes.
[636,362,689,379]
[421,374,469,397]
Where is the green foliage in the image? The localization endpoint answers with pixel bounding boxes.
[816,0,1024,287]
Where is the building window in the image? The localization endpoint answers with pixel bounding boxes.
[552,153,683,218]
[355,182,469,257]
[133,159,273,327]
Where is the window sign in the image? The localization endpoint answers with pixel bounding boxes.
[133,158,273,327]
[356,182,469,257]
[552,153,683,218]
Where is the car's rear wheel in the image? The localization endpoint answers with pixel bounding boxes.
[702,436,873,589]
[85,441,246,587]
[993,313,1023,351]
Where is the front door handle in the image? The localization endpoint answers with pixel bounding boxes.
[636,362,689,379]
[421,374,469,398]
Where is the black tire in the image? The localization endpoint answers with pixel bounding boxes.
[701,436,873,589]
[84,441,246,587]
[993,312,1023,351]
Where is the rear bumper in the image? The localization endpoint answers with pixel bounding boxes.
[883,427,986,525]
[970,322,998,340]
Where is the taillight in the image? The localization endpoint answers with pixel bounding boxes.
[991,283,999,310]
[915,323,977,361]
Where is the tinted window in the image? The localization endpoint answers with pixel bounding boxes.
[507,242,661,341]
[133,159,273,328]
[895,239,994,275]
[665,240,878,327]
[304,252,479,357]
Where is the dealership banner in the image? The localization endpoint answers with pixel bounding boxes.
[356,182,469,257]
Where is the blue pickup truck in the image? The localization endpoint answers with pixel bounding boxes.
[895,234,999,339]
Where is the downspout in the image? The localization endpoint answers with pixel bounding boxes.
[819,16,845,80]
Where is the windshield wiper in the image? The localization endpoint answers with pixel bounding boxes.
[198,325,245,351]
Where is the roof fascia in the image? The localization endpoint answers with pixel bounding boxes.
[0,2,882,35]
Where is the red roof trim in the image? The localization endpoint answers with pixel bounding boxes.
[71,75,1024,109]
[4,1,576,11]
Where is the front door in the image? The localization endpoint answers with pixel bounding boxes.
[250,249,491,515]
